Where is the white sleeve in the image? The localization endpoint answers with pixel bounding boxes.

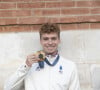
[4,64,30,90]
[69,64,80,90]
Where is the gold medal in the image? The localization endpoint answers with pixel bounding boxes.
[35,50,45,61]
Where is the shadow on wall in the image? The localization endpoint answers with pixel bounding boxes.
[91,64,100,90]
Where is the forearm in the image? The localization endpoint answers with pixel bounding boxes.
[4,64,30,90]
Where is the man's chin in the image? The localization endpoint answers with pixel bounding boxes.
[46,50,55,54]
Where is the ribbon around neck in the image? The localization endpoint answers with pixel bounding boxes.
[38,55,60,68]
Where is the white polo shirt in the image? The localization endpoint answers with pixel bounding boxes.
[4,56,80,90]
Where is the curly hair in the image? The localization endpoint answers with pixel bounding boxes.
[39,23,60,38]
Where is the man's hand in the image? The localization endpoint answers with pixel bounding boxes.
[26,54,40,67]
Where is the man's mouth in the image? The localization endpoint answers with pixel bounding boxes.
[47,46,54,49]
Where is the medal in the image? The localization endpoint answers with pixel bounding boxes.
[36,50,45,61]
[39,53,44,60]
[35,50,45,68]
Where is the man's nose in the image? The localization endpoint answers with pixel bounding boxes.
[48,39,53,44]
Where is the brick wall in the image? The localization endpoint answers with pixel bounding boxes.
[0,0,100,90]
[0,0,100,32]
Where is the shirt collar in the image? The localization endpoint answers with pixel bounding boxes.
[46,50,58,57]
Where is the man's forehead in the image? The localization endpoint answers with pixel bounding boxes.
[42,33,58,36]
[41,33,58,37]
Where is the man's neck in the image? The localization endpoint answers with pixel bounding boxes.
[45,50,58,57]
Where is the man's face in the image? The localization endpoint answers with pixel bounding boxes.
[40,33,60,54]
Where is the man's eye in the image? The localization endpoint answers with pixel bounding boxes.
[52,37,57,40]
[43,38,48,40]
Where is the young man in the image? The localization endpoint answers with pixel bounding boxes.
[4,23,80,90]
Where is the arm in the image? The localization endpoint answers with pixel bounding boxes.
[69,64,80,90]
[4,53,41,90]
[4,64,30,90]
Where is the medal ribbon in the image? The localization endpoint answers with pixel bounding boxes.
[45,55,59,66]
[38,54,60,68]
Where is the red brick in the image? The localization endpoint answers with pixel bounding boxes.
[91,1,100,7]
[32,0,45,1]
[76,1,91,7]
[2,25,33,32]
[47,15,100,24]
[15,10,31,17]
[77,16,90,22]
[33,9,43,16]
[0,3,16,9]
[46,1,75,8]
[33,9,60,16]
[89,15,100,22]
[60,1,75,7]
[60,16,78,23]
[77,15,100,23]
[60,0,72,1]
[18,17,46,24]
[0,0,99,29]
[46,17,60,23]
[43,9,60,16]
[31,25,41,32]
[0,10,31,17]
[0,25,43,32]
[91,8,100,14]
[61,8,90,15]
[17,2,45,8]
[46,2,60,8]
[61,24,77,30]
[0,18,17,25]
[77,23,90,30]
[0,26,4,32]
[43,0,60,1]
[90,23,100,29]
[11,26,32,32]
[61,23,90,30]
[77,1,100,7]
[0,0,31,2]
[0,10,12,17]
